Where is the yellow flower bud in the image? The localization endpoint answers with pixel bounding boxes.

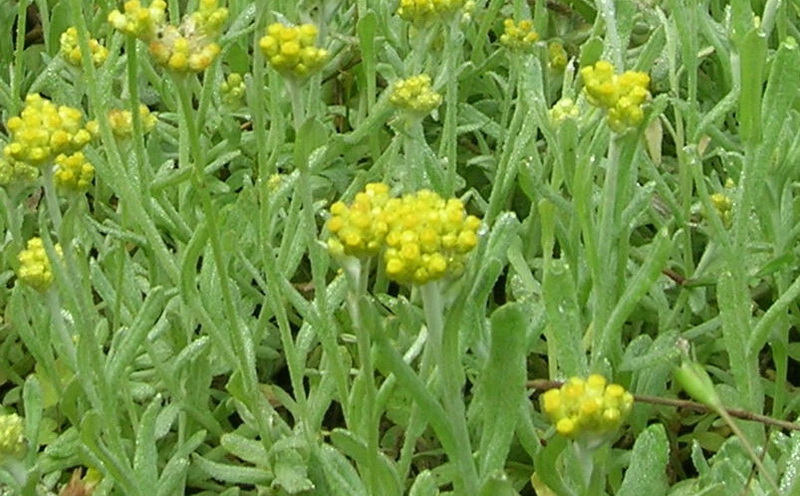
[17,237,63,292]
[0,413,24,461]
[390,75,442,116]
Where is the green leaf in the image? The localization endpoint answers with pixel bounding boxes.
[478,471,521,496]
[738,27,767,144]
[312,443,369,496]
[617,424,670,496]
[543,258,587,377]
[192,454,272,485]
[409,470,439,496]
[761,37,800,170]
[477,303,529,478]
[22,375,43,457]
[133,398,162,493]
[221,433,268,467]
[578,36,604,68]
[329,429,403,495]
[272,447,315,494]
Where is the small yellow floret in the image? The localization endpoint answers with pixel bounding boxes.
[539,374,633,443]
[17,237,63,292]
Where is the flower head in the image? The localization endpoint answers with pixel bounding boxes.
[0,413,24,461]
[540,375,633,445]
[549,98,579,125]
[710,192,733,228]
[1,94,96,187]
[110,0,226,73]
[500,19,538,52]
[221,72,246,106]
[326,183,482,284]
[390,75,442,116]
[259,23,329,79]
[381,190,481,285]
[108,0,167,41]
[548,41,568,71]
[108,105,158,138]
[54,152,95,192]
[60,27,109,67]
[397,0,467,25]
[581,61,650,132]
[327,183,393,257]
[17,237,62,292]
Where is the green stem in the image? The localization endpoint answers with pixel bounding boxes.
[345,261,381,495]
[41,166,62,233]
[420,282,479,494]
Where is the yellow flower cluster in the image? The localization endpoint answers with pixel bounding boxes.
[221,72,246,105]
[259,23,329,79]
[548,41,568,71]
[109,0,227,73]
[0,94,97,186]
[107,0,167,41]
[59,27,109,67]
[710,192,733,228]
[581,61,650,133]
[549,98,579,125]
[0,413,24,460]
[108,105,158,138]
[54,152,95,192]
[327,183,482,285]
[397,0,467,24]
[390,75,442,115]
[191,0,229,37]
[17,237,62,292]
[500,19,539,52]
[540,375,634,441]
[382,190,481,284]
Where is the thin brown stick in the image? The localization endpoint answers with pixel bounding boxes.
[527,379,800,432]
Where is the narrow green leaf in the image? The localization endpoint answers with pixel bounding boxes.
[312,443,369,496]
[760,37,800,168]
[478,471,521,496]
[409,470,438,496]
[617,424,669,496]
[221,433,268,467]
[738,27,767,144]
[133,398,162,492]
[477,303,528,478]
[597,228,672,367]
[192,454,272,485]
[543,258,587,377]
[717,270,763,416]
[22,375,42,459]
[106,287,169,388]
